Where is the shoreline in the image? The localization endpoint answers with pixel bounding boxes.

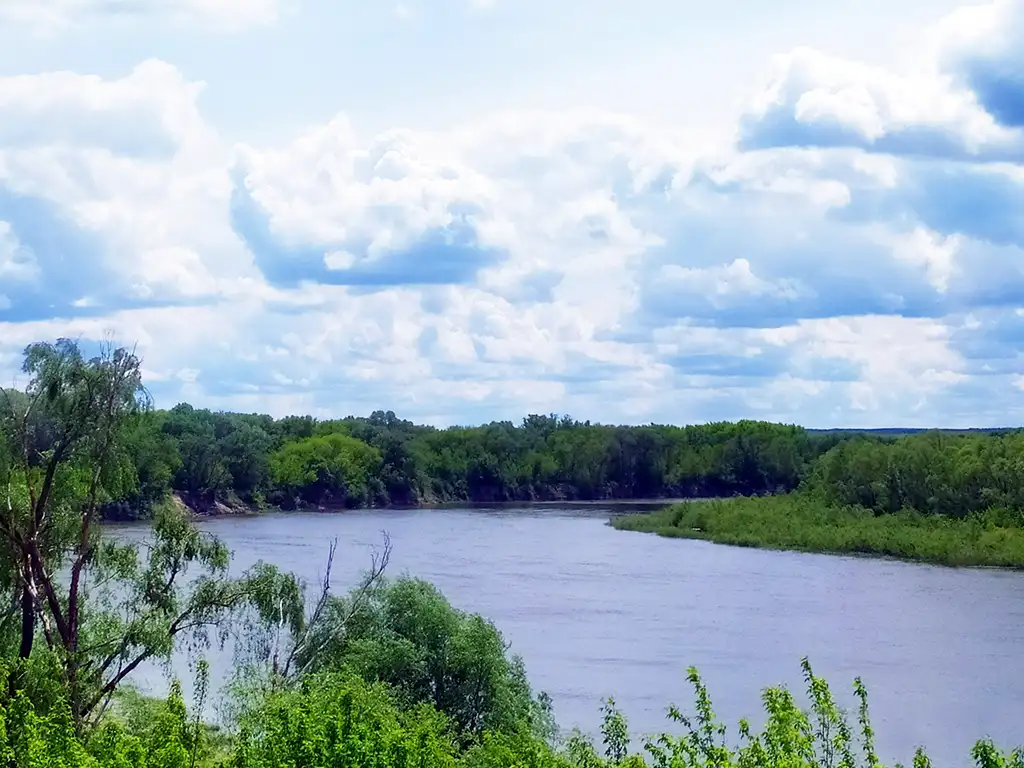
[101,494,688,522]
[611,495,1024,570]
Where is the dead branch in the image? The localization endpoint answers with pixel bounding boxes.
[290,531,391,679]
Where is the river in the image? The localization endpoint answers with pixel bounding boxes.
[112,504,1024,765]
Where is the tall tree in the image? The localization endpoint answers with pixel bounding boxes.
[0,340,248,731]
[0,339,149,663]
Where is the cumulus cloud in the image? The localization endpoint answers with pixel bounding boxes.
[739,47,1022,160]
[739,0,1024,161]
[934,0,1024,129]
[3,0,1024,427]
[0,60,207,155]
[0,60,251,322]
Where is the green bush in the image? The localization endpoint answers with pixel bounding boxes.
[297,577,555,743]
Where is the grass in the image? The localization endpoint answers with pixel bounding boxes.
[611,494,1024,568]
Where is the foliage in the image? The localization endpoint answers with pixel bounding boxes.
[228,673,461,768]
[10,341,1024,528]
[296,576,555,743]
[2,336,1023,767]
[0,339,151,657]
[86,409,840,517]
[7,654,1019,768]
[612,428,1024,567]
[0,339,284,732]
[0,656,214,767]
[269,433,383,508]
[804,431,1024,519]
[613,495,1024,567]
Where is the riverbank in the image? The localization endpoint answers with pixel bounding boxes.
[137,494,686,520]
[611,495,1024,568]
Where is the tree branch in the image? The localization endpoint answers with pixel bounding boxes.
[291,532,391,679]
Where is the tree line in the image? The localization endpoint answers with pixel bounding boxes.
[614,428,1024,568]
[6,339,1024,525]
[77,403,845,518]
[100,408,1024,523]
[804,430,1024,520]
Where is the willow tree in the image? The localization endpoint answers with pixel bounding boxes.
[0,339,246,730]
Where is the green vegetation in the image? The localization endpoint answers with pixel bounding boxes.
[1,337,1021,765]
[613,496,1024,567]
[268,432,383,508]
[4,650,1023,767]
[804,432,1024,518]
[614,429,1024,568]
[293,577,553,742]
[29,391,844,518]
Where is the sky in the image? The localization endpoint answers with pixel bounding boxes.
[0,0,1022,428]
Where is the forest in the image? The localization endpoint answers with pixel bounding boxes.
[1,339,1022,766]
[57,392,846,519]
[615,429,1024,567]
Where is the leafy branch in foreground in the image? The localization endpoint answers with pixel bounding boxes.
[573,658,1022,768]
[0,339,287,734]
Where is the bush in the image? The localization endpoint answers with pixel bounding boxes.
[297,577,555,743]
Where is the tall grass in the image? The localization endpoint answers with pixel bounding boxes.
[611,495,1024,568]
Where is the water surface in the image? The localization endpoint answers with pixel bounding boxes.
[115,505,1024,765]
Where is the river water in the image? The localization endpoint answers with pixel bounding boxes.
[113,504,1024,765]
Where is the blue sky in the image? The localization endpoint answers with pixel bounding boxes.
[0,0,1022,427]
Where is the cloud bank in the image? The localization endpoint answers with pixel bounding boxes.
[2,0,1024,427]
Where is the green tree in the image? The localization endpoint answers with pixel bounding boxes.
[296,577,554,743]
[269,433,383,508]
[161,405,232,503]
[0,340,253,732]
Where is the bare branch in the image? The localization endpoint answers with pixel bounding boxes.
[290,531,392,680]
[281,538,337,678]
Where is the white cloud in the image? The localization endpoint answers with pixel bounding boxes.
[658,259,804,308]
[0,61,251,311]
[2,0,1024,427]
[888,227,961,293]
[740,34,1023,159]
[931,0,1024,78]
[762,315,966,411]
[0,60,208,153]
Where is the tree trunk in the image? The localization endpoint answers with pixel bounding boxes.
[18,582,34,659]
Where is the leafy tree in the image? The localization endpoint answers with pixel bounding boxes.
[804,430,1024,519]
[0,339,150,663]
[269,433,383,508]
[229,673,460,768]
[102,413,182,521]
[161,405,232,502]
[0,341,256,731]
[217,420,274,502]
[297,577,555,743]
